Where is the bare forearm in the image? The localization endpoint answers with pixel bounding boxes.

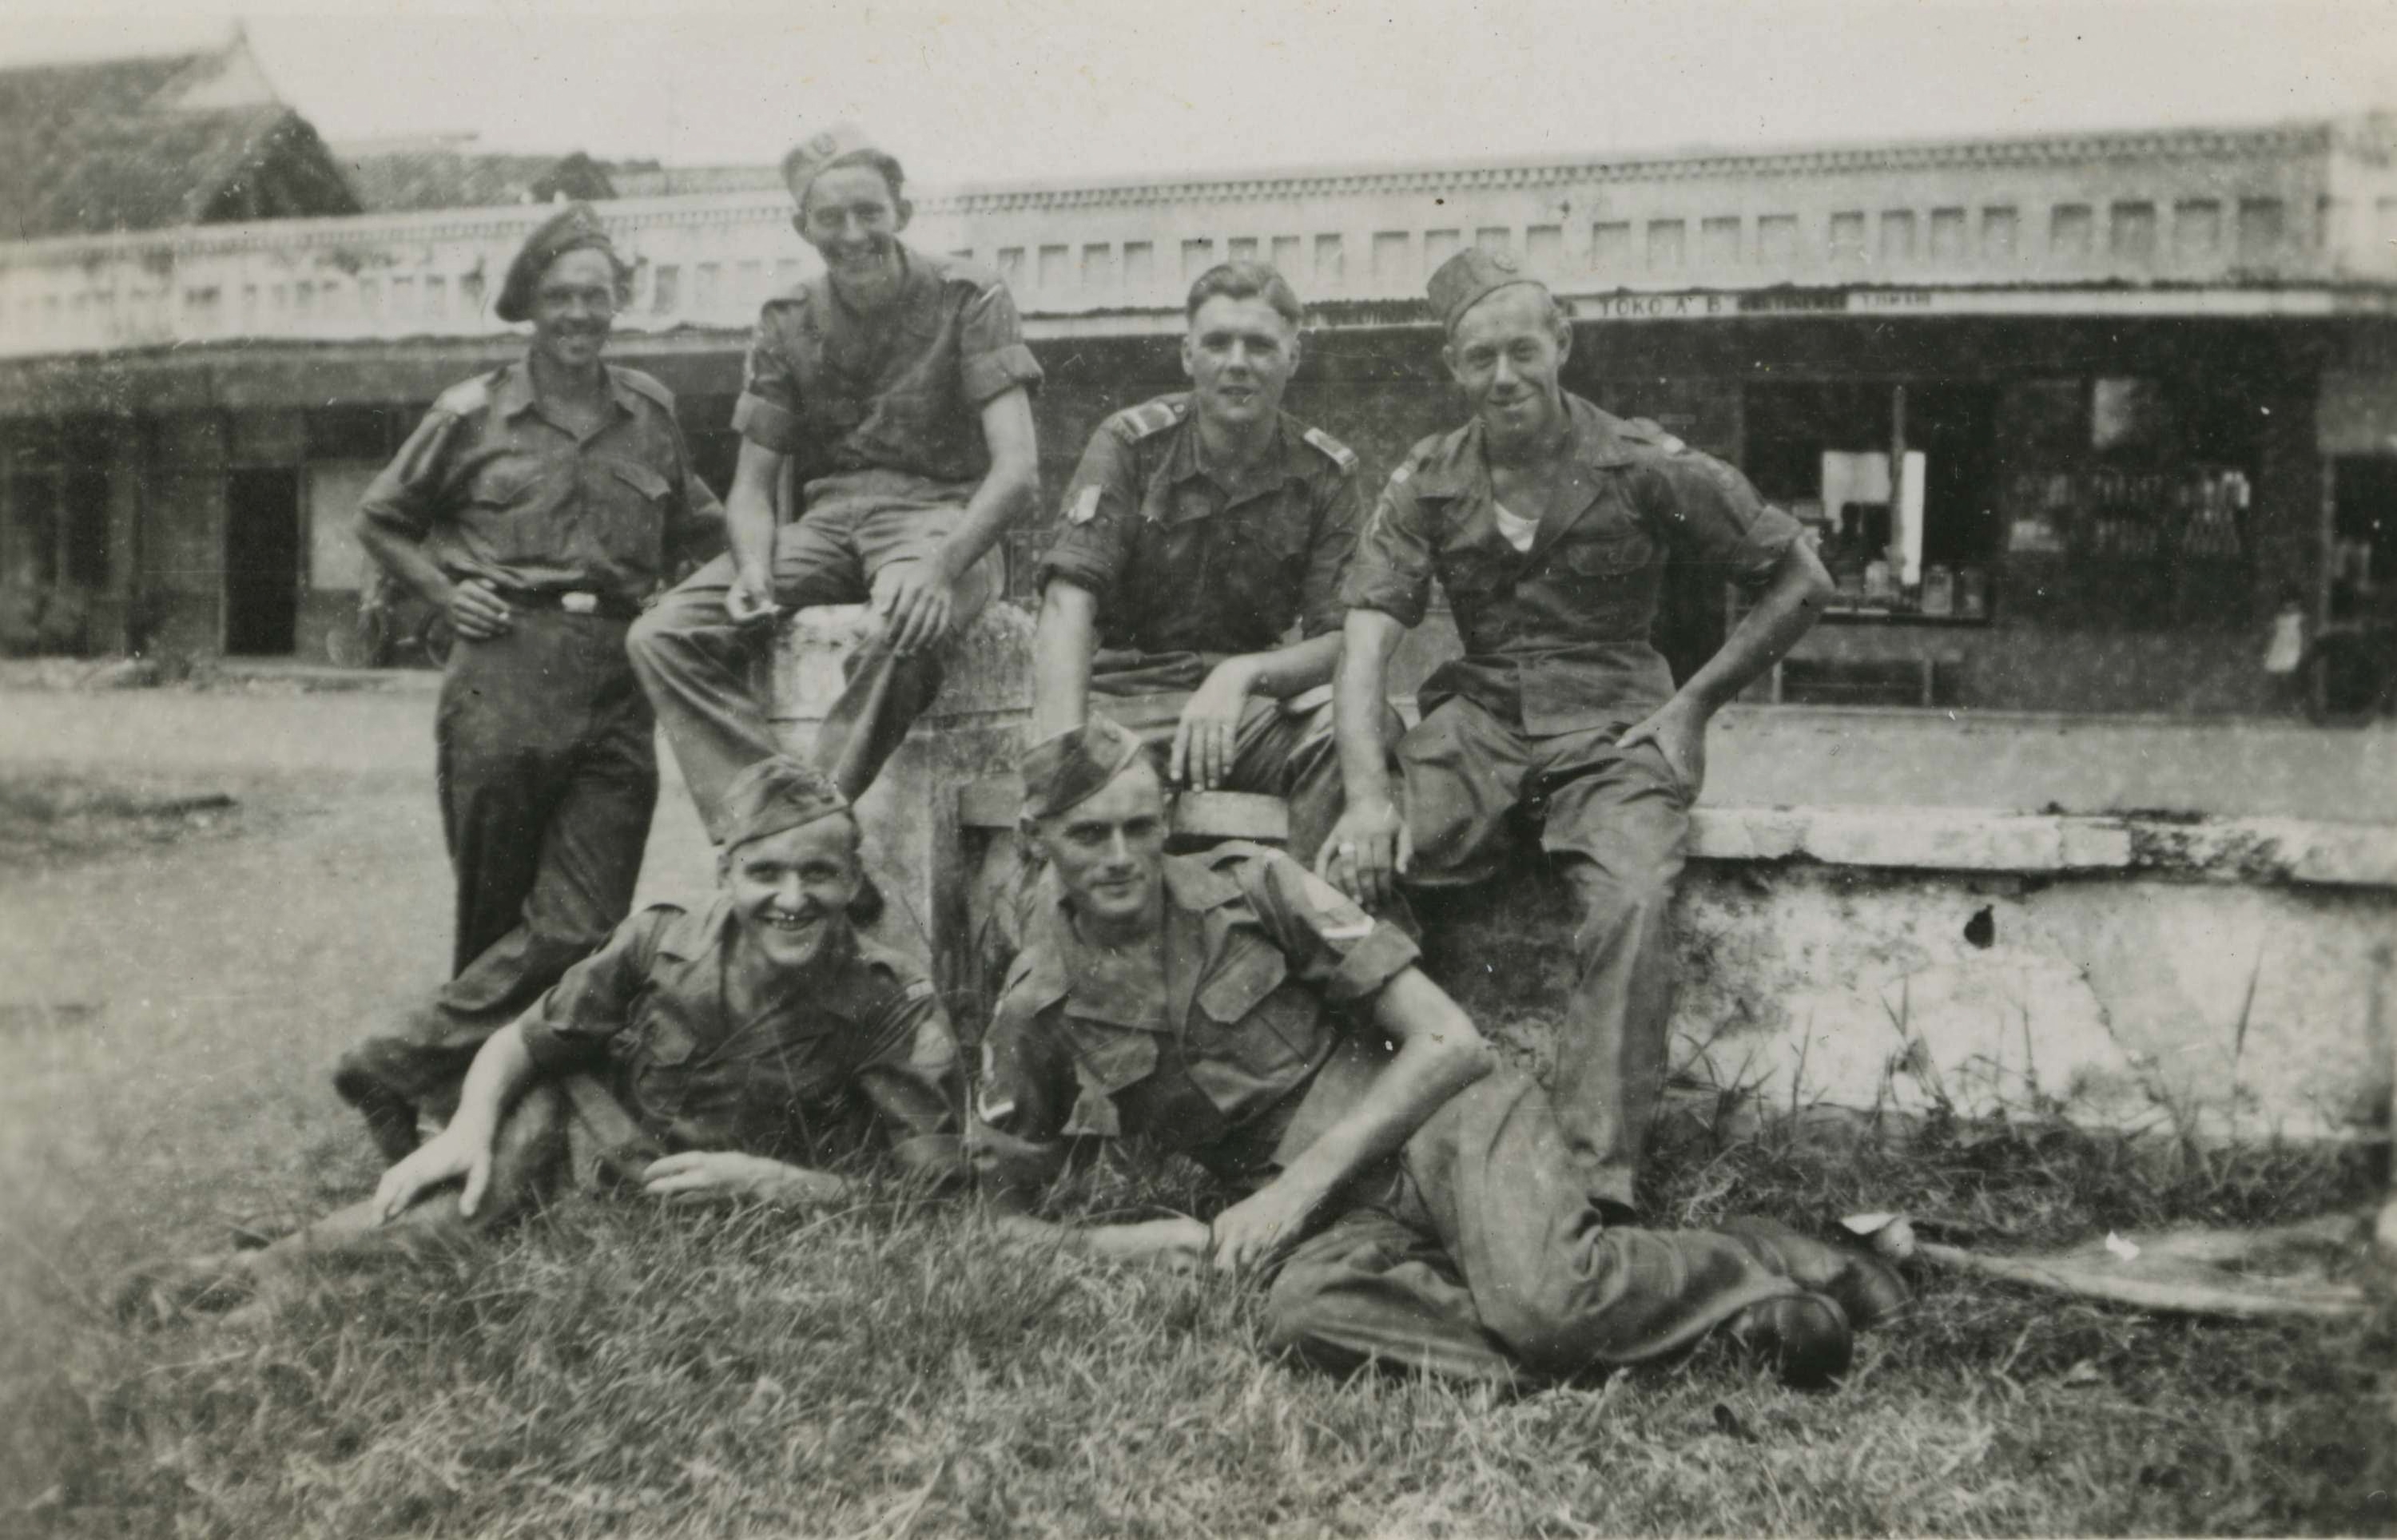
[447,1022,541,1146]
[1031,582,1098,738]
[933,462,1035,584]
[723,440,787,575]
[1675,546,1833,713]
[358,523,453,610]
[1231,632,1342,701]
[1274,973,1492,1206]
[1335,610,1405,803]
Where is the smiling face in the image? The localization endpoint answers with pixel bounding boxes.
[1181,293,1300,433]
[721,816,865,974]
[1032,756,1169,942]
[528,247,619,372]
[1444,284,1570,449]
[793,161,910,299]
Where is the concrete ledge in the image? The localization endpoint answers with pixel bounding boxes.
[959,777,1288,843]
[1691,806,2397,888]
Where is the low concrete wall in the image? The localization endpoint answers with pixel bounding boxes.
[769,602,2397,1147]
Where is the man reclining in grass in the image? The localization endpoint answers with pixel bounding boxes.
[121,757,964,1320]
[973,718,1906,1388]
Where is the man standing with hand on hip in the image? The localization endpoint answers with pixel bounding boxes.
[334,204,723,1162]
[630,125,1043,835]
[1320,248,1833,1217]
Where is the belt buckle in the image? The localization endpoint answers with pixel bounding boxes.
[560,591,599,615]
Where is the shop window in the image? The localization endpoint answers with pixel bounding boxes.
[1879,210,1916,262]
[1929,208,1967,262]
[1700,216,1742,265]
[1590,221,1631,272]
[1314,233,1344,281]
[2109,201,2157,260]
[2,418,111,591]
[1829,212,1866,264]
[2236,198,2284,261]
[1081,244,1115,288]
[1646,219,1685,270]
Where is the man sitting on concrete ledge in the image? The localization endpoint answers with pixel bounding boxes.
[1321,248,1835,1218]
[120,760,965,1321]
[1031,260,1385,867]
[630,125,1043,832]
[971,720,1903,1389]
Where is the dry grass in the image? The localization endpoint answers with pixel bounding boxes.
[2,760,2393,1538]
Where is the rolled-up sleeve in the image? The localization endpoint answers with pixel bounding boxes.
[1242,850,1421,1006]
[1299,465,1367,639]
[1337,465,1437,628]
[356,406,467,543]
[853,984,968,1186]
[516,911,666,1073]
[730,304,805,454]
[956,279,1043,405]
[1652,451,1803,590]
[1035,425,1138,601]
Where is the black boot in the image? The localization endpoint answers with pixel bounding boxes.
[1724,1292,1853,1390]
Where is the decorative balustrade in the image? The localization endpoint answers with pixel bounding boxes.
[5,116,2395,361]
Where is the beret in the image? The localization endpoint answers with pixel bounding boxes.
[780,123,889,205]
[1426,246,1543,333]
[494,201,619,324]
[1019,717,1146,821]
[718,756,850,853]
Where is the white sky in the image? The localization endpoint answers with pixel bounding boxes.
[4,0,2394,183]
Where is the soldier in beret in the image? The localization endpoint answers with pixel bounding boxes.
[1321,249,1835,1217]
[1031,260,1388,866]
[630,125,1043,835]
[971,722,1902,1389]
[121,759,964,1320]
[336,204,725,1163]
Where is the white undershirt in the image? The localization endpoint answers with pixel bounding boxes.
[1493,500,1538,554]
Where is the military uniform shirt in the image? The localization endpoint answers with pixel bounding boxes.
[518,896,965,1182]
[1037,395,1364,681]
[972,843,1418,1192]
[731,243,1043,486]
[359,358,724,608]
[1340,395,1803,734]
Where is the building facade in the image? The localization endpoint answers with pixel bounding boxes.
[2,113,2393,712]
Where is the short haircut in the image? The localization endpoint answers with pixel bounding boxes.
[1185,260,1303,329]
[787,148,908,210]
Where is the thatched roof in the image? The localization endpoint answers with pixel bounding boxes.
[0,37,358,241]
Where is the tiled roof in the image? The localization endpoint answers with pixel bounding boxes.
[0,43,358,240]
[338,146,620,212]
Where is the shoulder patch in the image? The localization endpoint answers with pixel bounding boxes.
[1066,484,1103,526]
[433,375,493,417]
[1302,426,1358,474]
[1115,397,1187,441]
[1628,416,1687,454]
[610,367,675,411]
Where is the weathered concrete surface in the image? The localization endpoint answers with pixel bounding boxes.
[766,607,2397,1147]
[767,603,1034,994]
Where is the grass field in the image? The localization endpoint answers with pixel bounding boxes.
[2,764,2392,1538]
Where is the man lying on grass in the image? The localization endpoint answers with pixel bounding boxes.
[120,757,964,1320]
[972,718,1906,1388]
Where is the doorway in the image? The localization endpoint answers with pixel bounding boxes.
[225,466,301,655]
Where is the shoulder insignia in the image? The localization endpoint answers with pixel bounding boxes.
[1628,416,1688,454]
[1066,484,1103,526]
[611,367,675,411]
[1294,867,1376,939]
[433,375,493,417]
[1117,398,1187,440]
[899,976,938,1006]
[1302,426,1358,474]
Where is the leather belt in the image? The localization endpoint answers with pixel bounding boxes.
[499,588,642,621]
